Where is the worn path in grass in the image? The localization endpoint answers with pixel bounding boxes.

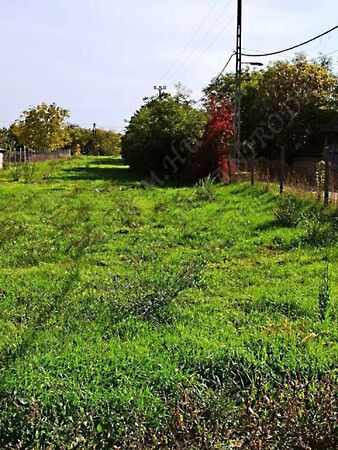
[0,156,337,446]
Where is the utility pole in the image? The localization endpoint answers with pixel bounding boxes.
[154,85,167,98]
[92,122,97,155]
[234,0,242,167]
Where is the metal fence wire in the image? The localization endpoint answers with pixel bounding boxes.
[5,148,71,166]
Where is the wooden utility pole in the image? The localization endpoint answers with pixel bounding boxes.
[92,123,97,154]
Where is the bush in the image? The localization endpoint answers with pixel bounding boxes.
[301,211,337,247]
[275,193,305,227]
[275,192,338,247]
[183,97,234,181]
[21,162,36,183]
[121,94,207,177]
[193,175,216,202]
[7,163,36,183]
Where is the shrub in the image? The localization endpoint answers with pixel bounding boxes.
[20,162,36,183]
[183,97,234,181]
[8,165,22,182]
[275,193,305,227]
[193,175,216,202]
[121,94,207,177]
[6,163,37,183]
[315,160,326,200]
[301,211,337,247]
[275,193,338,247]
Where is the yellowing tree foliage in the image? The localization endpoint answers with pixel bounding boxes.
[12,103,71,151]
[254,57,337,153]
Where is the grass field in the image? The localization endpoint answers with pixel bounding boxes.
[0,156,337,448]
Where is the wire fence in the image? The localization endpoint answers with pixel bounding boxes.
[4,148,71,166]
[230,157,338,205]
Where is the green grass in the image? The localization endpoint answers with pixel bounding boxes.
[0,156,337,447]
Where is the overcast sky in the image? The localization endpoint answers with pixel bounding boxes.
[0,0,337,131]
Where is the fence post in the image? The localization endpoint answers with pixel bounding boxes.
[250,148,255,186]
[324,145,330,206]
[279,146,285,194]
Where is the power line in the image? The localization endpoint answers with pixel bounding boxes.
[194,51,236,104]
[217,51,236,78]
[161,0,221,81]
[242,47,338,62]
[316,49,338,58]
[242,24,338,57]
[165,0,235,83]
[166,0,250,84]
[168,12,237,82]
[242,47,293,59]
[211,47,337,90]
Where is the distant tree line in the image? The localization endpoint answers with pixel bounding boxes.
[0,103,121,156]
[1,55,336,177]
[67,124,121,156]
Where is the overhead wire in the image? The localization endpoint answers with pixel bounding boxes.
[242,47,338,68]
[193,51,236,104]
[192,33,338,105]
[168,5,242,83]
[160,0,221,81]
[242,24,338,57]
[164,0,235,83]
[315,49,338,58]
[216,51,236,78]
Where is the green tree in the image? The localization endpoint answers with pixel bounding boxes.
[0,127,17,149]
[11,103,71,151]
[204,57,337,159]
[121,94,207,175]
[253,57,337,158]
[68,125,121,156]
[95,129,121,156]
[67,125,92,153]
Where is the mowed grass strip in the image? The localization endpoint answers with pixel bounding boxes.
[0,156,337,447]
